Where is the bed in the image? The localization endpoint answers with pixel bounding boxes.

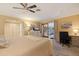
[0,36,53,56]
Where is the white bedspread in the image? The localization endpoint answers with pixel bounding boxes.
[0,36,53,56]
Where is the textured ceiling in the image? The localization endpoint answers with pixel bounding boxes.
[0,3,79,21]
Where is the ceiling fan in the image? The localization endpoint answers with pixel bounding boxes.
[13,3,40,13]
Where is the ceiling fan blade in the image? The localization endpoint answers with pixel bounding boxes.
[29,10,35,13]
[13,7,24,9]
[28,5,37,9]
[20,3,26,8]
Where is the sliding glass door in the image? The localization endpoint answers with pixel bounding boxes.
[48,22,54,39]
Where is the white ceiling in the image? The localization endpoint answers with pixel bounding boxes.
[0,3,79,21]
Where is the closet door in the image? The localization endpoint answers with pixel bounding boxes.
[4,23,22,40]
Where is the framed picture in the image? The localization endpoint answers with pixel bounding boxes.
[61,22,72,29]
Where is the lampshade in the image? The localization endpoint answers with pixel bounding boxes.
[73,29,78,33]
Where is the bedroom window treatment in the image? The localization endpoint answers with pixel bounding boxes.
[4,23,22,40]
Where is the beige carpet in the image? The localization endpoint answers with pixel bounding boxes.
[53,40,79,56]
[0,36,53,56]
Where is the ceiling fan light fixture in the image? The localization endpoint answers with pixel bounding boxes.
[36,9,40,11]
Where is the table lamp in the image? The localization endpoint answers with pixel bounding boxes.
[73,29,79,35]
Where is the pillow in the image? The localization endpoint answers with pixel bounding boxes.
[0,36,8,48]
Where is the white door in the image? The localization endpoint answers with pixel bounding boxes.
[4,23,22,40]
